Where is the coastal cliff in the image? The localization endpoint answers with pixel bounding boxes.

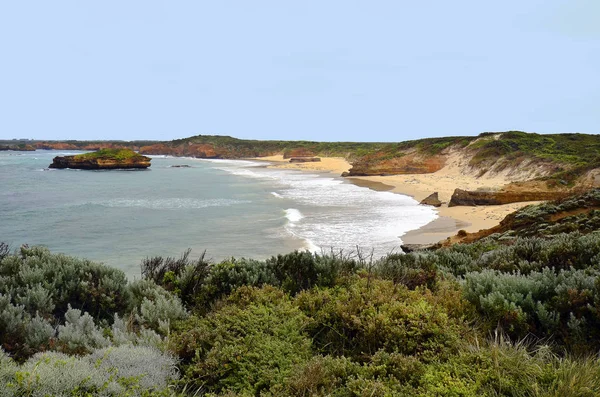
[49,149,151,170]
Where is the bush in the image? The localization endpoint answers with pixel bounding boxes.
[0,245,129,322]
[171,286,312,395]
[0,246,186,359]
[375,253,438,289]
[266,250,358,295]
[127,279,188,335]
[267,352,424,397]
[296,276,467,361]
[57,306,109,354]
[141,248,210,307]
[462,268,600,350]
[3,346,178,397]
[197,258,277,309]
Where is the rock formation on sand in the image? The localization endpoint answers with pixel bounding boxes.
[49,149,151,170]
[448,188,570,207]
[289,157,321,163]
[420,192,442,207]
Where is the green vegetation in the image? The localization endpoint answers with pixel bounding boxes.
[171,134,390,159]
[4,191,600,395]
[76,148,146,160]
[467,131,600,183]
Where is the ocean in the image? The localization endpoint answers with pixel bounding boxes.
[0,150,437,278]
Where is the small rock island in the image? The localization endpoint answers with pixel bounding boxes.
[49,149,151,170]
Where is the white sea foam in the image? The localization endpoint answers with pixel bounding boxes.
[94,198,250,210]
[210,159,438,257]
[271,192,284,199]
[284,208,304,224]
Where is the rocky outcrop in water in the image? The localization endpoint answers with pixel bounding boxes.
[49,149,151,170]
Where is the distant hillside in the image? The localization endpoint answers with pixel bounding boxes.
[7,131,600,192]
[137,135,390,159]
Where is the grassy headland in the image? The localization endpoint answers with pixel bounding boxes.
[76,148,147,161]
[3,189,600,396]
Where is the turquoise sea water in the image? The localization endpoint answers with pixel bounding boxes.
[0,151,437,278]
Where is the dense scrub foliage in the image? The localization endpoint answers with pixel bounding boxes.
[3,193,600,395]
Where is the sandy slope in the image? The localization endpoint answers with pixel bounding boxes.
[252,154,539,245]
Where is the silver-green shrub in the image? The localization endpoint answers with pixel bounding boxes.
[57,306,109,353]
[89,345,179,390]
[0,349,16,397]
[5,346,178,397]
[128,279,188,335]
[25,314,55,348]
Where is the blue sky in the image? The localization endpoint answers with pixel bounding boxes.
[1,1,599,142]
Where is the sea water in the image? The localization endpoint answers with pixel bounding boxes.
[0,150,437,278]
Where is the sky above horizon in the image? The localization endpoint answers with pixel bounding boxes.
[1,1,599,142]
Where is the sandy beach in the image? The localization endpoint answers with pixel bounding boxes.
[254,154,539,245]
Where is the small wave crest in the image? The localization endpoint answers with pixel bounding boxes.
[271,192,283,199]
[284,208,304,224]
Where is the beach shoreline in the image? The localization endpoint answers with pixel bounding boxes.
[250,155,538,245]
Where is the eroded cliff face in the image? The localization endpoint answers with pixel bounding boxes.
[348,153,447,176]
[49,155,151,170]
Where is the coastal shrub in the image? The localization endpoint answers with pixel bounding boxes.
[375,253,438,289]
[295,276,466,361]
[472,233,600,275]
[462,268,600,349]
[127,279,188,334]
[109,314,163,348]
[0,245,129,321]
[4,346,178,397]
[144,249,360,312]
[197,258,277,309]
[24,315,55,351]
[88,345,179,390]
[0,295,27,351]
[141,249,211,307]
[137,293,187,335]
[171,286,312,394]
[266,352,424,396]
[57,306,109,354]
[0,349,17,397]
[266,250,359,295]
